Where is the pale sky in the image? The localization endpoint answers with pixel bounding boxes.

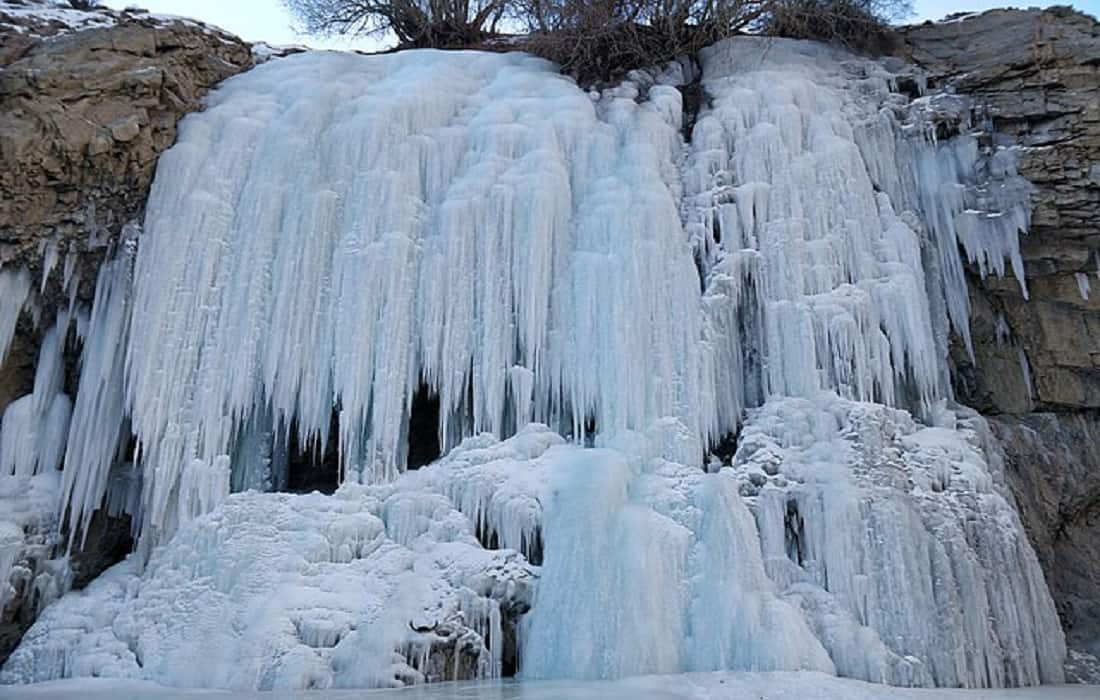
[104,0,1100,48]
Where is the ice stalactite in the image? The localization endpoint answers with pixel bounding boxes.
[121,49,712,539]
[0,315,73,619]
[687,39,1034,420]
[0,320,71,480]
[59,243,135,544]
[1077,272,1091,301]
[0,268,31,366]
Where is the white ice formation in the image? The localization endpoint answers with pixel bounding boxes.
[0,36,1065,691]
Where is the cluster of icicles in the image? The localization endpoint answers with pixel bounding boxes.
[0,37,1061,689]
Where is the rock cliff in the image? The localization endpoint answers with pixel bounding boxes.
[0,0,252,408]
[899,7,1100,663]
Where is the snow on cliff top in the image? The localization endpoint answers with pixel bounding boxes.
[0,0,116,35]
[0,0,234,40]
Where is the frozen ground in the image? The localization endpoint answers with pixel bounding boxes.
[1,673,1095,699]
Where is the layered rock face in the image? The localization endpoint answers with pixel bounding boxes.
[0,0,252,663]
[899,8,1100,660]
[0,1,252,401]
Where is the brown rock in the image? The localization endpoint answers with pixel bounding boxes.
[991,413,1100,658]
[0,9,253,322]
[901,8,1100,415]
[901,7,1100,659]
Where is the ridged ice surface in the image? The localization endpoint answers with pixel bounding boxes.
[735,396,1063,687]
[0,37,1065,691]
[3,426,548,690]
[119,48,709,540]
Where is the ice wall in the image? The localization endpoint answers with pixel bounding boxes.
[115,49,711,540]
[0,35,1065,692]
[688,40,1033,423]
[677,38,1061,686]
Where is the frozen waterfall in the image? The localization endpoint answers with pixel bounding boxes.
[0,36,1064,691]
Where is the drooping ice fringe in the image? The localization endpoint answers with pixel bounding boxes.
[121,49,713,538]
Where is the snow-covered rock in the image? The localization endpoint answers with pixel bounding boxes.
[0,1,116,38]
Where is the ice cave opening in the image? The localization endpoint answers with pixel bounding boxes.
[406,383,443,471]
[284,412,342,495]
[0,33,1068,693]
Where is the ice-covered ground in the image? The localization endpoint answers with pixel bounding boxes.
[2,673,1096,700]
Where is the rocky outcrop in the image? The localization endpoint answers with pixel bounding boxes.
[990,412,1100,658]
[899,7,1100,663]
[0,1,253,330]
[0,0,253,664]
[900,8,1100,414]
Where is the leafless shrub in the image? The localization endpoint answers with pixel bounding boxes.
[284,0,909,80]
[284,0,510,48]
[515,1,770,83]
[762,0,911,54]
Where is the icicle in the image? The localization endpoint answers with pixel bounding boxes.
[60,244,135,543]
[0,319,72,478]
[0,268,31,366]
[1076,272,1091,301]
[39,241,60,294]
[1018,347,1034,402]
[994,312,1011,346]
[122,50,712,538]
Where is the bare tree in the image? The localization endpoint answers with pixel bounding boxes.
[284,0,511,47]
